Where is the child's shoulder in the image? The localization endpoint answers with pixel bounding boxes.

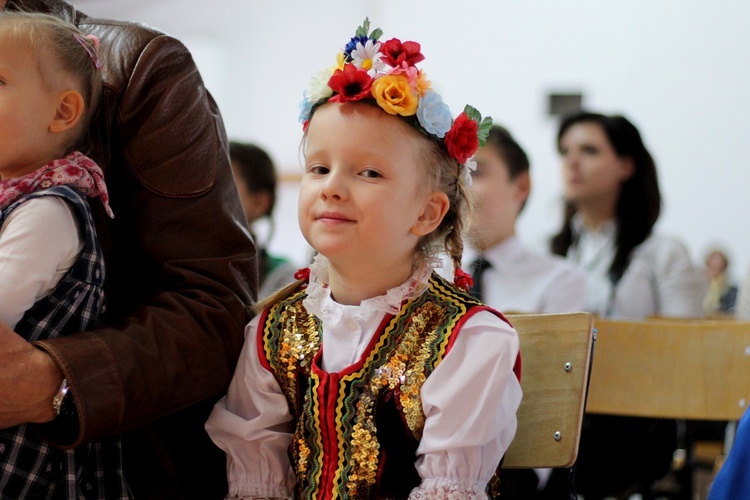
[423,270,488,311]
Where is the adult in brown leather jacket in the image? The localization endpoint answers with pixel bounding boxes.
[0,0,256,497]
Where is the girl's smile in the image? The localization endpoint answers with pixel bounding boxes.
[316,211,355,224]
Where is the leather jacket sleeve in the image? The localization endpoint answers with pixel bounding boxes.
[15,2,257,446]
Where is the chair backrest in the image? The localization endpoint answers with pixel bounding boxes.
[586,318,750,421]
[502,312,595,469]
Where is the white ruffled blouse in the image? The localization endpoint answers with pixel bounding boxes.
[206,256,522,499]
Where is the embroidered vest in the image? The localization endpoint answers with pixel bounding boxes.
[259,272,514,499]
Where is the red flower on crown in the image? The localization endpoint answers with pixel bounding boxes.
[328,63,374,102]
[444,112,479,164]
[381,38,424,68]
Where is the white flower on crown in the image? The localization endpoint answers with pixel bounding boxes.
[306,66,335,103]
[349,39,386,78]
[460,158,477,187]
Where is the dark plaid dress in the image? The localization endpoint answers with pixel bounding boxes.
[0,186,130,499]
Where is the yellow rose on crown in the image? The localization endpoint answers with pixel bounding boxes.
[371,74,419,116]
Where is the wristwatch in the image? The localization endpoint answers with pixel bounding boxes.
[52,378,75,417]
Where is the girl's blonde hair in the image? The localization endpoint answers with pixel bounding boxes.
[414,134,473,273]
[0,10,102,154]
[254,105,473,314]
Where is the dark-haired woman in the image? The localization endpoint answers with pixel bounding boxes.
[548,112,706,499]
[552,111,705,319]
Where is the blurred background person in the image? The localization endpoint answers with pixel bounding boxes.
[735,263,750,320]
[443,124,586,498]
[549,111,707,499]
[703,248,738,316]
[460,124,586,315]
[551,111,706,319]
[230,141,299,299]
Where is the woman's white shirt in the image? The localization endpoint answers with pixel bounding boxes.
[206,257,522,499]
[568,217,707,318]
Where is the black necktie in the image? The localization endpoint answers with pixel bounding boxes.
[469,256,492,300]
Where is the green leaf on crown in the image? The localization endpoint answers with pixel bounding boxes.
[477,116,493,147]
[355,18,371,38]
[464,105,493,147]
[354,17,383,41]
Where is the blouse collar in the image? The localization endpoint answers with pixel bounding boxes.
[571,213,618,241]
[302,254,434,323]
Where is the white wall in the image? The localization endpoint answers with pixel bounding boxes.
[74,0,750,282]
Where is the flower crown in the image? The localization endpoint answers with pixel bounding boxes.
[298,18,492,173]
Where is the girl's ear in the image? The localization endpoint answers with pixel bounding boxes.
[49,90,85,134]
[411,191,450,237]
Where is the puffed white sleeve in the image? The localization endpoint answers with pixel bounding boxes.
[409,310,522,499]
[205,315,296,499]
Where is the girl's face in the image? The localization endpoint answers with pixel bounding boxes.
[558,122,634,209]
[467,143,529,251]
[0,34,62,178]
[299,102,446,272]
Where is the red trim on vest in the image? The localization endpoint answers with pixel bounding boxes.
[256,308,272,371]
[312,352,342,499]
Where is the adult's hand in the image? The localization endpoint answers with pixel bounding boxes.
[0,321,63,428]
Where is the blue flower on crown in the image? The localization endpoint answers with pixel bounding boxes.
[417,90,452,138]
[344,35,370,61]
[298,92,314,124]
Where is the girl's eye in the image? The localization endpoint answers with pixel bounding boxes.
[361,169,381,179]
[308,164,329,175]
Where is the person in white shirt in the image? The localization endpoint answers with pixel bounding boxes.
[551,112,706,319]
[0,11,124,497]
[441,124,585,498]
[206,19,521,499]
[457,125,586,315]
[549,111,706,499]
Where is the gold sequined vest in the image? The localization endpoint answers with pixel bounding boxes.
[258,272,509,499]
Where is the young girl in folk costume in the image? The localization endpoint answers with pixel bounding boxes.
[206,19,522,499]
[0,11,126,499]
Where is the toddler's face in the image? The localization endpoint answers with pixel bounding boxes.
[298,102,438,271]
[0,34,62,179]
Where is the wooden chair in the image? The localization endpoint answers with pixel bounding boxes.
[586,318,750,423]
[502,312,595,469]
[585,318,750,497]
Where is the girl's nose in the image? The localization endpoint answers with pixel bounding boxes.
[321,169,346,201]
